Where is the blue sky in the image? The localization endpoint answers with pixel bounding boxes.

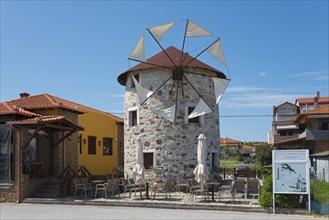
[1,1,328,142]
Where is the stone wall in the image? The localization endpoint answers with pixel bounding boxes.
[123,67,220,178]
[116,122,124,169]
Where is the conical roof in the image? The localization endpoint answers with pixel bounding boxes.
[117,46,226,85]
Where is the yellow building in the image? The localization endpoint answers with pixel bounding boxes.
[77,107,123,175]
[3,93,124,176]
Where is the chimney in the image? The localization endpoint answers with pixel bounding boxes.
[314,91,320,108]
[19,92,30,98]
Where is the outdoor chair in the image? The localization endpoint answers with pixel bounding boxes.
[246,178,260,198]
[109,178,121,197]
[122,179,140,198]
[230,179,246,201]
[95,178,114,198]
[187,179,208,202]
[73,177,92,198]
[217,183,232,202]
[150,179,172,200]
[176,176,188,194]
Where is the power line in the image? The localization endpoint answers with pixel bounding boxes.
[110,112,298,118]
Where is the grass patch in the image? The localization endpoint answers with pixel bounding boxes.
[220,159,240,169]
[311,179,329,204]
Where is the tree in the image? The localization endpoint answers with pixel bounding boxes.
[256,144,273,167]
[224,145,230,158]
[244,141,254,146]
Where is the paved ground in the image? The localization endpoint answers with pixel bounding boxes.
[0,203,326,220]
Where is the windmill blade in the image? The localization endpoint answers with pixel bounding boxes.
[186,20,213,38]
[129,34,146,62]
[183,38,218,68]
[147,22,177,66]
[140,76,172,105]
[153,105,176,122]
[213,77,230,104]
[132,75,154,104]
[183,75,213,112]
[206,38,228,67]
[147,22,176,42]
[188,99,213,119]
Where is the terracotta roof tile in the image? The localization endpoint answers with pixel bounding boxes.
[3,94,123,122]
[220,137,240,144]
[0,102,42,117]
[296,97,329,105]
[300,105,329,115]
[241,145,255,150]
[118,46,227,85]
[7,115,84,130]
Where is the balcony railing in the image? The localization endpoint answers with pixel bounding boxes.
[273,134,299,142]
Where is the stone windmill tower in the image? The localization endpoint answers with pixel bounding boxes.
[117,20,230,178]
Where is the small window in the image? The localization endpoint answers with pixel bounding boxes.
[144,152,154,169]
[321,122,329,130]
[88,136,96,155]
[103,137,113,156]
[24,135,38,162]
[188,106,199,124]
[129,110,138,126]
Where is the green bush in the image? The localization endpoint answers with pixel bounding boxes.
[310,179,329,204]
[259,174,301,208]
[259,175,273,207]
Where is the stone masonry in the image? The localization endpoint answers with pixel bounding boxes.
[123,67,221,178]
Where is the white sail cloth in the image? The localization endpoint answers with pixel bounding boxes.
[148,22,175,42]
[193,134,209,184]
[186,20,213,38]
[128,35,146,62]
[153,105,176,122]
[132,135,145,182]
[188,99,212,119]
[132,75,153,104]
[213,77,230,104]
[207,39,227,68]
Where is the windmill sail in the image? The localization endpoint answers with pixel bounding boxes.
[129,35,146,62]
[153,105,176,122]
[132,75,154,104]
[186,20,213,38]
[188,99,213,119]
[213,77,230,104]
[148,22,175,43]
[206,39,227,67]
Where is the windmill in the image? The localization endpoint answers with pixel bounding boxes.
[118,19,230,178]
[118,19,230,123]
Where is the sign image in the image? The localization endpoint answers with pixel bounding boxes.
[275,163,307,193]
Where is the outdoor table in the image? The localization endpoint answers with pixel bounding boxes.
[206,180,220,202]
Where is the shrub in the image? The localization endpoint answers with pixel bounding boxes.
[259,174,301,208]
[259,175,273,207]
[310,179,329,204]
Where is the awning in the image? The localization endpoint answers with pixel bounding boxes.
[276,125,298,130]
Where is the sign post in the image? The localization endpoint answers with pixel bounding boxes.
[272,150,310,214]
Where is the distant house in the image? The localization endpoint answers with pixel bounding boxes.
[311,151,329,183]
[274,104,329,154]
[0,93,123,202]
[269,102,301,144]
[269,91,329,144]
[240,145,256,159]
[296,91,329,112]
[219,137,242,158]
